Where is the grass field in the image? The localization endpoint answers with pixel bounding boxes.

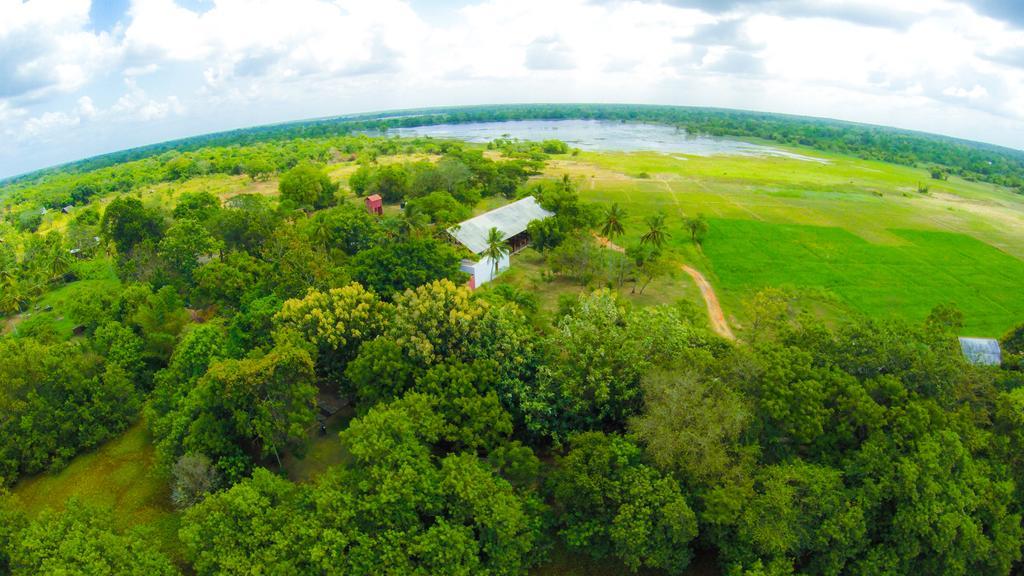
[10,420,182,561]
[548,147,1024,336]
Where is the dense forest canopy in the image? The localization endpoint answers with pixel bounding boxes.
[1,105,1024,575]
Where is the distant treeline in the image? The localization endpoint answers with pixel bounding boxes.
[5,103,1024,191]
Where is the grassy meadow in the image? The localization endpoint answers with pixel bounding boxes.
[553,147,1024,336]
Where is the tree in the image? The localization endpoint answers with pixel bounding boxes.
[158,218,221,281]
[275,283,388,381]
[131,285,189,366]
[631,370,749,485]
[171,453,220,509]
[9,501,178,575]
[368,163,412,203]
[600,203,627,241]
[626,243,669,295]
[43,232,72,283]
[1002,322,1024,356]
[683,213,709,246]
[482,226,510,279]
[192,251,270,310]
[172,191,220,222]
[640,214,668,250]
[704,461,866,575]
[351,238,466,299]
[278,162,338,210]
[550,432,699,574]
[180,468,314,575]
[100,196,165,255]
[186,342,317,468]
[0,338,140,485]
[530,290,649,438]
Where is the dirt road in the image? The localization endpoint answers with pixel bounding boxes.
[680,265,735,340]
[591,232,735,340]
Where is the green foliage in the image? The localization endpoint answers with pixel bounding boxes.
[600,203,626,240]
[8,500,177,575]
[631,370,749,485]
[684,213,709,246]
[158,217,221,281]
[0,338,140,485]
[180,397,545,575]
[527,291,649,439]
[148,323,228,468]
[192,250,270,309]
[301,202,381,255]
[404,190,471,226]
[550,432,698,574]
[180,468,313,575]
[131,284,189,366]
[351,238,465,298]
[172,190,220,222]
[275,282,387,382]
[278,162,338,210]
[100,196,165,255]
[180,342,317,469]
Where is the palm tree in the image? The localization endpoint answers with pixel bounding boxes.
[600,203,626,241]
[481,227,509,279]
[640,214,668,250]
[309,214,331,248]
[48,245,73,283]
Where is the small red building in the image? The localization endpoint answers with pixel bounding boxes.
[365,194,383,215]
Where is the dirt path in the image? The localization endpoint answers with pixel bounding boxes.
[591,232,735,340]
[680,264,735,340]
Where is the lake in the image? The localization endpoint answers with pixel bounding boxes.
[392,119,828,163]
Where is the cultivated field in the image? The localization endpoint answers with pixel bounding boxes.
[553,148,1024,336]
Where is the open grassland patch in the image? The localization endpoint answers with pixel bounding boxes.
[703,219,1024,336]
[11,420,181,560]
[543,150,1024,335]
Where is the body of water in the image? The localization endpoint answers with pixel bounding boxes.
[392,119,828,163]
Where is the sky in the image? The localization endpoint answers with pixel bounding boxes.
[1,0,1024,178]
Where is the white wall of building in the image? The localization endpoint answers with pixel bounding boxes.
[460,253,510,288]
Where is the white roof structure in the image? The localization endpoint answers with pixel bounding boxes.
[958,337,1002,366]
[448,196,553,254]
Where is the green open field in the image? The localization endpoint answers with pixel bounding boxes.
[552,147,1024,336]
[10,421,183,562]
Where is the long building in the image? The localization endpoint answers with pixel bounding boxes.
[447,196,553,288]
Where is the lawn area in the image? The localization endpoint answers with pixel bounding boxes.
[10,420,181,561]
[5,258,121,339]
[539,149,1024,337]
[282,405,355,483]
[490,247,709,329]
[703,219,1024,336]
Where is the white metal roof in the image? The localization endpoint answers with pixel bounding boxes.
[958,337,1002,366]
[448,196,553,254]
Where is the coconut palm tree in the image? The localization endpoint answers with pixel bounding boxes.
[482,227,509,279]
[640,214,668,250]
[48,244,73,283]
[308,213,331,248]
[600,203,626,241]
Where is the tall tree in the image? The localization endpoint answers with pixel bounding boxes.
[640,214,668,250]
[278,162,338,210]
[482,226,509,279]
[600,203,627,241]
[683,213,709,246]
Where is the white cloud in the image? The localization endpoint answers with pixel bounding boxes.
[0,0,119,100]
